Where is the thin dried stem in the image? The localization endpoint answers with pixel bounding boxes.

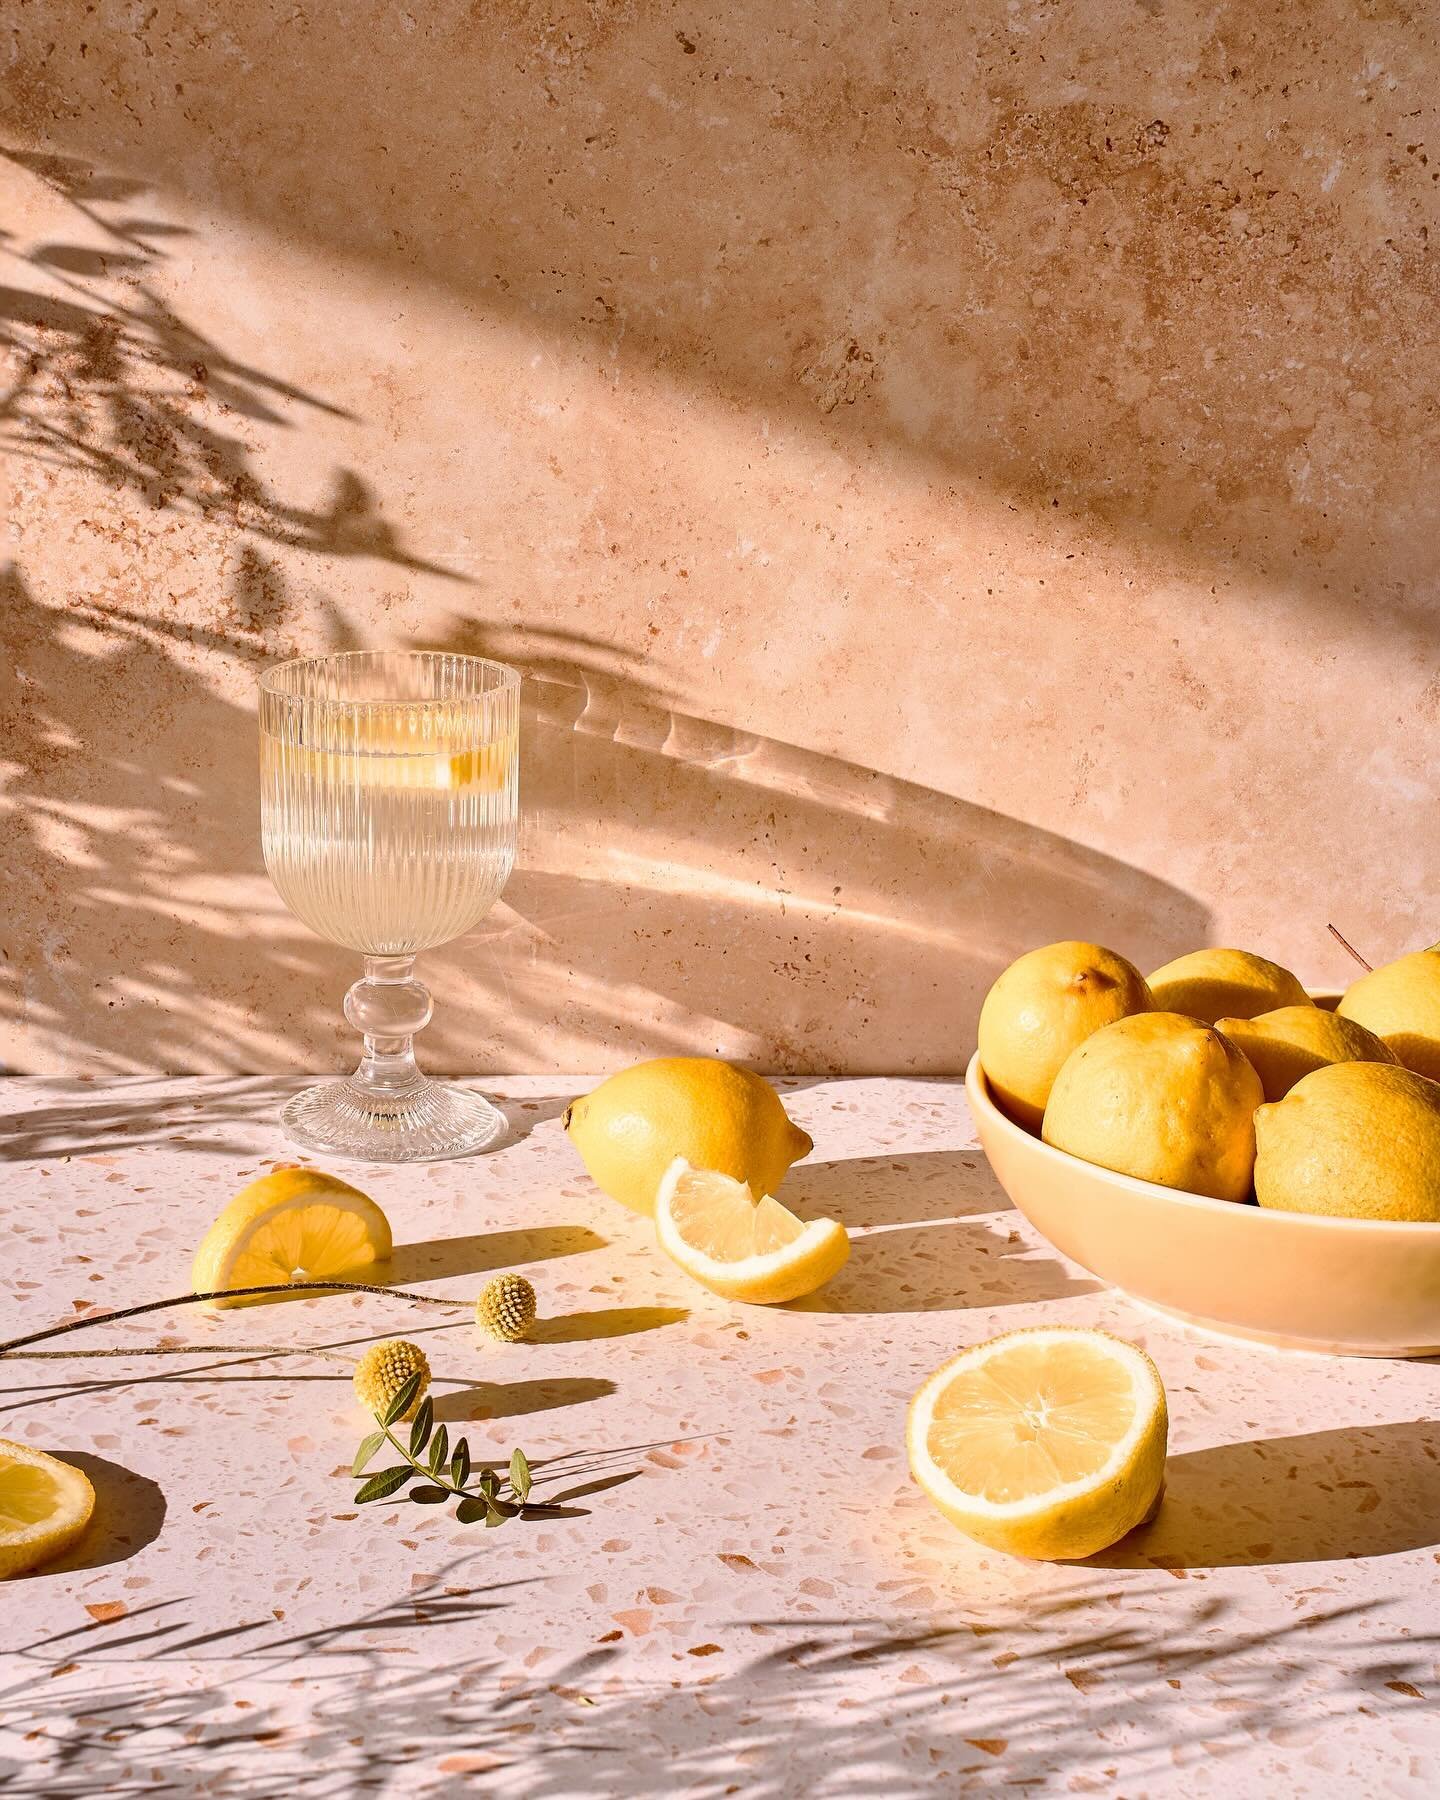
[3,1344,352,1362]
[1327,923,1373,973]
[0,1281,464,1357]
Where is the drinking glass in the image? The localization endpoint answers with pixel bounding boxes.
[259,650,520,1162]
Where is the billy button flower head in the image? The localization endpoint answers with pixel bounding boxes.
[476,1273,537,1343]
[353,1339,430,1421]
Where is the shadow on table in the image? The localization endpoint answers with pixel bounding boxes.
[11,1579,1436,1795]
[1091,1419,1440,1570]
[0,1079,303,1162]
[387,1224,605,1286]
[431,1375,617,1424]
[14,1451,166,1576]
[530,1306,689,1344]
[783,1149,1094,1315]
[783,1149,1011,1228]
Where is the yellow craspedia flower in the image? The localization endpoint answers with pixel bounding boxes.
[353,1339,430,1420]
[476,1273,537,1343]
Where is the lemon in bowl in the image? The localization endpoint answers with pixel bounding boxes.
[1146,948,1311,1024]
[1337,946,1440,1081]
[1254,1061,1440,1221]
[976,941,1153,1131]
[1041,1012,1262,1203]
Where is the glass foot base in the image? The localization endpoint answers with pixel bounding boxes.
[281,1076,508,1164]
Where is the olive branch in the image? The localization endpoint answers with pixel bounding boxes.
[353,1369,533,1528]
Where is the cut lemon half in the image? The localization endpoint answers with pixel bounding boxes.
[654,1157,849,1304]
[0,1441,96,1578]
[191,1166,393,1307]
[906,1327,1167,1561]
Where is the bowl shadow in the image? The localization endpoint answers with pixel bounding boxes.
[783,1150,1013,1229]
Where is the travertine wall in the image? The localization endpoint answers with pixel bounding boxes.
[2,3,1436,1074]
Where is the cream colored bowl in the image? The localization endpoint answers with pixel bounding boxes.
[966,1049,1440,1357]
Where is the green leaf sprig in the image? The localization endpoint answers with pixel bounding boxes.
[351,1370,534,1528]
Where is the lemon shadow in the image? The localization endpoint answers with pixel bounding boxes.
[1088,1420,1440,1569]
[529,1306,689,1344]
[17,1451,166,1576]
[431,1376,616,1424]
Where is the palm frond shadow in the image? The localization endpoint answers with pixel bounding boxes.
[2,148,1208,1075]
[4,1580,1436,1796]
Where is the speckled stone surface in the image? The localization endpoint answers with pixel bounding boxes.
[2,1075,1437,1795]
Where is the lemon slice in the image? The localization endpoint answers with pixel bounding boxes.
[0,1441,96,1578]
[277,730,516,794]
[653,1157,849,1304]
[191,1166,393,1307]
[906,1327,1167,1561]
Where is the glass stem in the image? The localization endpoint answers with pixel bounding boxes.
[344,955,434,1098]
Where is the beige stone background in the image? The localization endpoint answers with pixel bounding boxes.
[1,2,1435,1076]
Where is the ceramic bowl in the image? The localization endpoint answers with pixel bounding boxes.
[965,1034,1440,1356]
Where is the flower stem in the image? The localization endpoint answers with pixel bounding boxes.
[0,1281,464,1357]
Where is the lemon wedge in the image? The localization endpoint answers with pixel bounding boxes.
[0,1441,96,1578]
[906,1327,1167,1560]
[191,1166,393,1306]
[653,1157,849,1304]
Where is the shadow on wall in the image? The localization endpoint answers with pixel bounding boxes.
[2,568,1209,1072]
[0,148,459,580]
[3,6,1438,649]
[0,148,1208,1073]
[420,617,1210,1070]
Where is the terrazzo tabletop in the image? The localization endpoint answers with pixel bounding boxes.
[1,1075,1438,1797]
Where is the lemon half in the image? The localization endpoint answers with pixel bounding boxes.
[0,1442,97,1578]
[191,1166,393,1306]
[907,1327,1167,1561]
[654,1158,849,1304]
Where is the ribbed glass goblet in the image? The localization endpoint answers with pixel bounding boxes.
[259,650,519,1162]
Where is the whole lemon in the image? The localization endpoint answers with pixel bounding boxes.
[1337,947,1440,1081]
[1146,948,1311,1024]
[564,1057,813,1215]
[1043,1012,1263,1201]
[1254,1061,1440,1221]
[976,941,1153,1132]
[1216,1005,1399,1103]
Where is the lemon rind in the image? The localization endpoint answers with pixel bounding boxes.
[905,1327,1163,1521]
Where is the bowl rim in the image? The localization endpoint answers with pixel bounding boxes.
[965,1049,1440,1236]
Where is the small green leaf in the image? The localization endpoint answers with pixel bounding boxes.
[487,1496,519,1519]
[351,1431,385,1476]
[484,1506,507,1528]
[451,1439,471,1488]
[381,1372,423,1428]
[428,1423,449,1474]
[509,1448,532,1502]
[477,1469,499,1500]
[355,1465,412,1504]
[408,1484,451,1505]
[408,1397,434,1456]
[455,1495,489,1525]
